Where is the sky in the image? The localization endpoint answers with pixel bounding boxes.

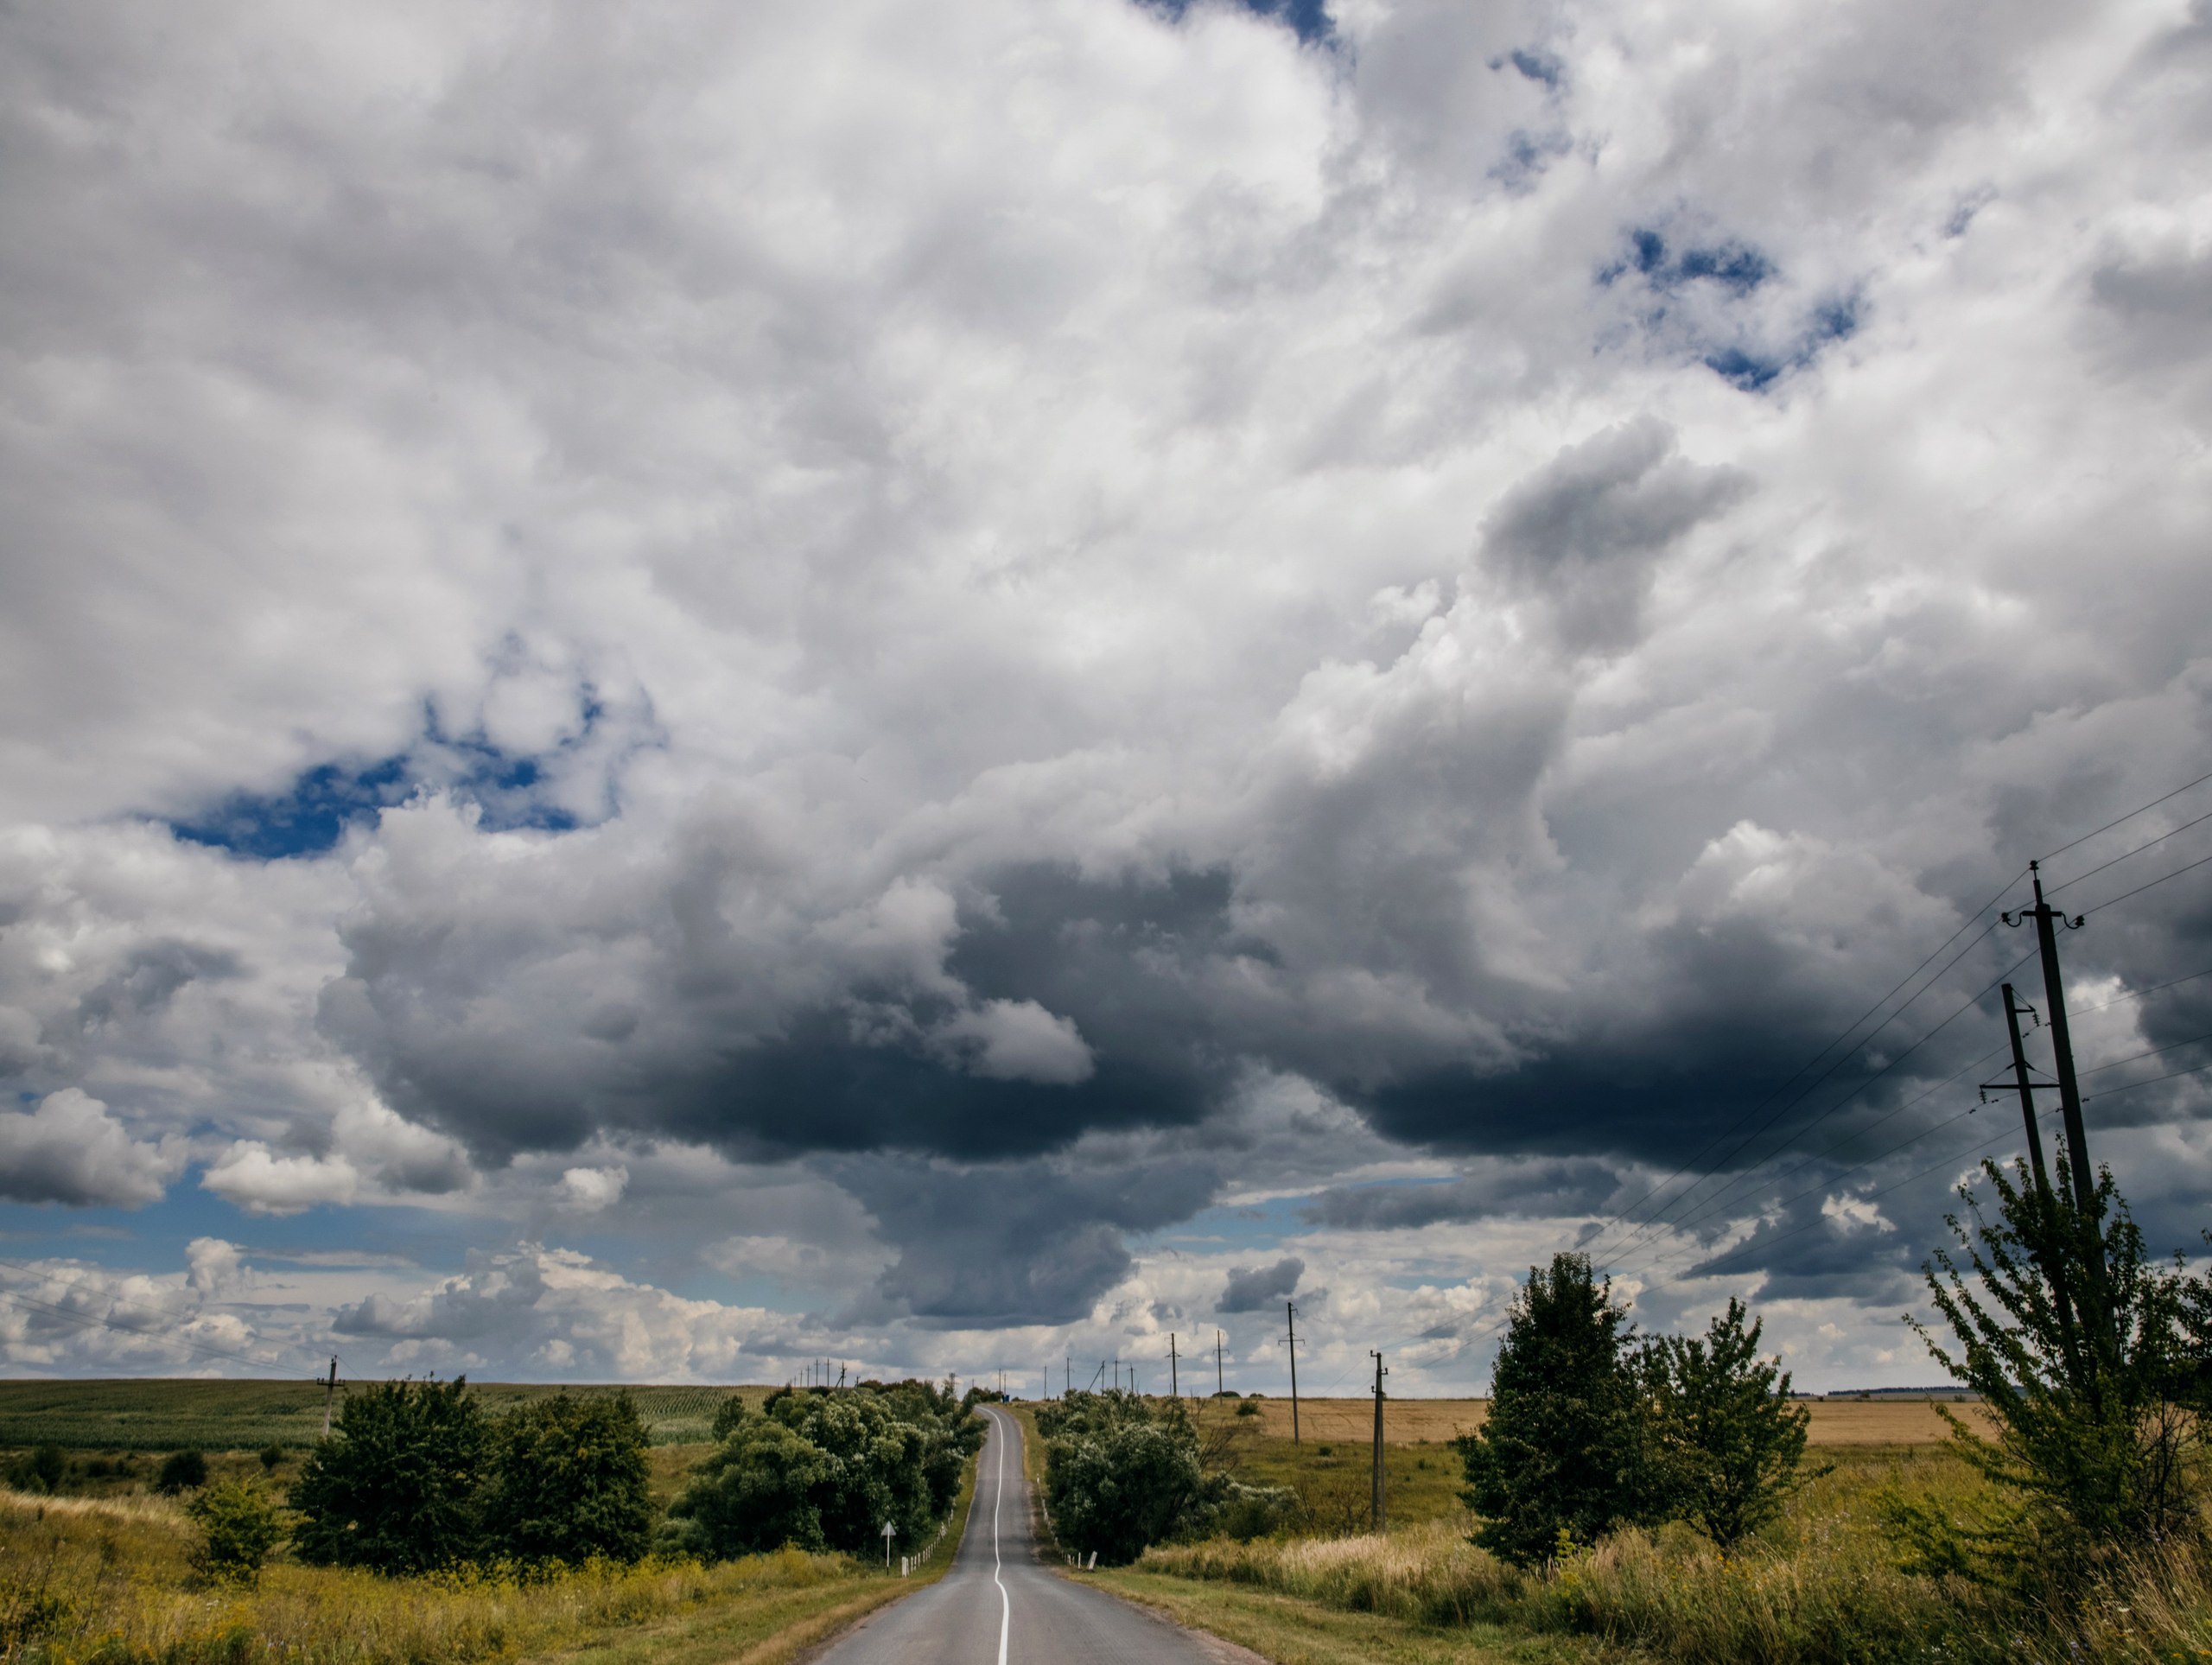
[1,0,2209,1397]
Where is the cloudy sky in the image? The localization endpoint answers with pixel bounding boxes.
[3,0,2209,1396]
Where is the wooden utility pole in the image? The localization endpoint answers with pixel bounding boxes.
[1169,1333,1179,1398]
[1216,1330,1224,1397]
[321,1357,338,1438]
[1370,1351,1389,1533]
[1286,1301,1301,1444]
[1995,984,2057,1205]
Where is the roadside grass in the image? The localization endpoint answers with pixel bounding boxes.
[1090,1570,1621,1665]
[0,1431,982,1665]
[1120,1440,2212,1664]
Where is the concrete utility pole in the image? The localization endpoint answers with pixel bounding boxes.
[1286,1301,1301,1445]
[2008,861,2096,1211]
[1370,1351,1389,1533]
[321,1357,338,1438]
[1216,1331,1224,1397]
[1994,984,2058,1206]
[1169,1333,1179,1399]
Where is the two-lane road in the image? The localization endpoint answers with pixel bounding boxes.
[815,1407,1225,1665]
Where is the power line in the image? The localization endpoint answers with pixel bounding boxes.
[2084,1058,2212,1103]
[2039,766,2212,864]
[1591,940,2035,1274]
[2080,848,2212,918]
[2076,1028,2212,1077]
[2046,803,2212,897]
[1570,878,2026,1267]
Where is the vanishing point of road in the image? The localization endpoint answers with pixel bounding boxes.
[814,1406,1232,1665]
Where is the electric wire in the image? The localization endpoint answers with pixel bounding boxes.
[2083,1058,2212,1103]
[2045,804,2212,898]
[2038,766,2212,865]
[2078,848,2212,918]
[2076,1029,2212,1077]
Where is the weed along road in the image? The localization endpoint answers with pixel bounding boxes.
[817,1407,1222,1665]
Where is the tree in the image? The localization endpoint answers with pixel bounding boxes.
[154,1448,207,1494]
[710,1393,751,1440]
[481,1393,655,1566]
[660,1419,833,1558]
[289,1377,489,1574]
[1646,1297,1815,1551]
[188,1478,285,1583]
[1906,1156,2200,1586]
[1456,1253,1657,1566]
[1040,1391,1224,1565]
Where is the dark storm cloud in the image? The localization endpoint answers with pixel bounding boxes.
[1300,1160,1623,1229]
[838,1155,1223,1326]
[1217,1256,1305,1312]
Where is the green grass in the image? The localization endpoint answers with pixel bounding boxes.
[0,1421,983,1665]
[0,1381,776,1451]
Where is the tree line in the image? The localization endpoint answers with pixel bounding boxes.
[177,1376,983,1582]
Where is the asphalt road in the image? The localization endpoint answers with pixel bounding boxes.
[814,1406,1225,1665]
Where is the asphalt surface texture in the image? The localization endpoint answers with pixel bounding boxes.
[813,1405,1230,1665]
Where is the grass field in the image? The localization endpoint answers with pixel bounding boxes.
[1203,1394,1991,1446]
[0,1412,982,1665]
[0,1379,776,1450]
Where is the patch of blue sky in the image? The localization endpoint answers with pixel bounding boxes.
[1605,226,1774,296]
[1133,1190,1309,1259]
[1137,0,1333,47]
[168,696,609,860]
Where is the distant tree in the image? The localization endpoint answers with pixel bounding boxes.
[481,1393,654,1566]
[188,1478,285,1583]
[660,1419,833,1558]
[1904,1157,2200,1588]
[258,1444,287,1472]
[154,1448,207,1495]
[1646,1298,1815,1551]
[710,1394,751,1440]
[289,1377,489,1574]
[1456,1253,1658,1566]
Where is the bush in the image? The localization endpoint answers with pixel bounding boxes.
[155,1448,208,1495]
[662,1381,979,1562]
[661,1419,834,1557]
[1645,1297,1815,1551]
[1457,1253,1658,1566]
[188,1477,285,1583]
[1905,1155,2202,1589]
[258,1444,286,1472]
[1043,1393,1221,1565]
[481,1393,655,1566]
[1234,1399,1261,1418]
[289,1377,489,1574]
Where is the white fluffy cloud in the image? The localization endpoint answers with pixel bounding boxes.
[0,0,2208,1383]
[0,1090,177,1208]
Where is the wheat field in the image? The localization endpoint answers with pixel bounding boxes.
[1204,1394,1991,1446]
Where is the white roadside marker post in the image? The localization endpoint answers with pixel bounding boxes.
[882,1522,895,1569]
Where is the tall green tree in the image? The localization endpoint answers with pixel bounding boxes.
[289,1377,489,1574]
[1645,1297,1814,1551]
[481,1393,655,1566]
[1456,1253,1657,1566]
[1907,1155,2200,1586]
[660,1419,833,1559]
[1041,1392,1221,1565]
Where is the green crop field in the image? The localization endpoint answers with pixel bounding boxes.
[0,1378,774,1451]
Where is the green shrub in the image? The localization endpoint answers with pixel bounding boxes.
[661,1419,834,1557]
[710,1394,751,1440]
[289,1378,488,1574]
[1457,1253,1660,1566]
[1043,1394,1221,1566]
[481,1393,654,1566]
[1906,1156,2203,1590]
[258,1444,286,1472]
[188,1477,284,1583]
[155,1448,208,1494]
[1645,1297,1816,1551]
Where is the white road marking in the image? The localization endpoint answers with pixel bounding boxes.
[990,1410,1011,1665]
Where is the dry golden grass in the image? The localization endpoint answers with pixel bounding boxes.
[1207,1395,1992,1446]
